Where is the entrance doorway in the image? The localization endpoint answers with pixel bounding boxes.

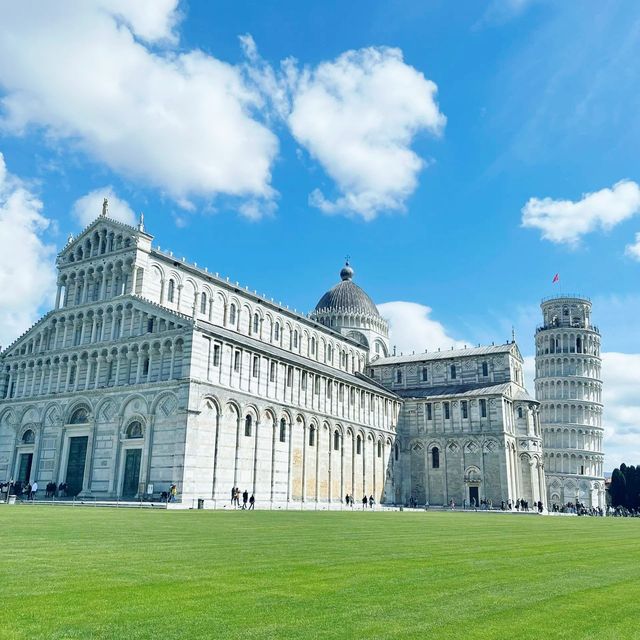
[469,486,479,507]
[65,436,88,497]
[122,449,142,498]
[17,453,33,484]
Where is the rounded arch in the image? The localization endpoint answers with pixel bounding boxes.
[242,403,260,422]
[125,419,145,439]
[66,402,92,425]
[119,394,149,418]
[199,394,222,417]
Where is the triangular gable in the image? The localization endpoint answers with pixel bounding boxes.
[58,212,152,260]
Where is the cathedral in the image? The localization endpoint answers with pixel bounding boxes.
[0,203,604,508]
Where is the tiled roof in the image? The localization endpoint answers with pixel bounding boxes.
[371,343,516,366]
[393,382,536,402]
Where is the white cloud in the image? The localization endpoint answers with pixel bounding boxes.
[72,187,136,228]
[625,232,640,260]
[524,353,640,472]
[378,301,465,354]
[287,47,445,220]
[600,352,640,470]
[0,2,278,212]
[521,180,640,245]
[0,152,56,347]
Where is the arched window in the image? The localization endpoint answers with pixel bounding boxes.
[229,304,237,326]
[394,443,399,461]
[311,337,316,355]
[422,367,428,382]
[396,369,402,383]
[274,323,280,341]
[377,440,382,458]
[22,429,35,444]
[431,447,440,469]
[309,426,315,447]
[518,407,524,419]
[253,313,259,334]
[167,279,175,302]
[327,344,333,362]
[126,421,143,439]
[293,330,299,349]
[200,293,207,314]
[450,365,456,379]
[333,430,340,451]
[252,356,259,378]
[279,418,287,443]
[245,415,252,437]
[356,435,362,455]
[482,361,488,377]
[69,407,89,424]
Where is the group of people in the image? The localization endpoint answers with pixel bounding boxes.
[230,487,255,510]
[551,501,605,516]
[404,496,546,513]
[344,494,376,508]
[608,505,637,517]
[0,480,46,500]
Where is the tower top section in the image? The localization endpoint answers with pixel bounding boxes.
[539,295,594,332]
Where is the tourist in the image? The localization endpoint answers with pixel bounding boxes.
[230,486,235,507]
[249,494,255,510]
[30,480,38,501]
[362,495,367,509]
[369,495,374,509]
[169,484,177,502]
[242,489,248,510]
[344,493,349,505]
[23,483,31,501]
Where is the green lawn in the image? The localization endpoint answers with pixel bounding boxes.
[0,507,638,639]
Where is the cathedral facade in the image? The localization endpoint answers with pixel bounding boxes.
[0,206,600,508]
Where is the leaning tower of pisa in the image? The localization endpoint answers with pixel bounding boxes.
[535,296,605,509]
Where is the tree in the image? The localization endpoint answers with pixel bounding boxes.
[609,468,627,507]
[627,466,640,510]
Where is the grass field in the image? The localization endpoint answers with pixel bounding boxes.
[0,507,638,639]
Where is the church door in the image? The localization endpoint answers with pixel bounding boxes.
[469,486,479,506]
[17,453,33,484]
[122,449,142,498]
[65,436,88,497]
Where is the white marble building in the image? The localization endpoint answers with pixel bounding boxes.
[369,344,546,507]
[535,296,606,508]
[0,205,591,509]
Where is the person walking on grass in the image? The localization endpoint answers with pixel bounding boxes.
[249,494,255,510]
[242,489,248,510]
[362,495,367,510]
[369,495,374,509]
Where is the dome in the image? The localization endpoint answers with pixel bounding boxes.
[314,262,380,317]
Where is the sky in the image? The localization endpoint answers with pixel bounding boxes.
[0,0,639,470]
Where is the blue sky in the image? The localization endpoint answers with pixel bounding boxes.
[0,1,639,468]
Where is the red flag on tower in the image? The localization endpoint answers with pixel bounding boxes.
[552,273,559,283]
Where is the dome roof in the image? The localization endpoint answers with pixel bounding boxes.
[314,262,380,317]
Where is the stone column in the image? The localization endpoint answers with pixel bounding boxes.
[5,370,13,399]
[100,270,107,300]
[94,356,102,389]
